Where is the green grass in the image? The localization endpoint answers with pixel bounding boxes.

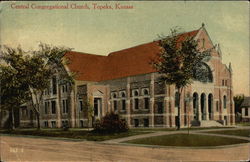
[124,133,249,147]
[205,129,250,137]
[0,128,148,141]
[236,122,250,126]
[131,126,233,132]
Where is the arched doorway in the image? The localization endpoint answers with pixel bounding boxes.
[200,93,206,120]
[193,93,199,120]
[208,94,213,120]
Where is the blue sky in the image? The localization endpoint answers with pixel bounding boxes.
[1,1,249,95]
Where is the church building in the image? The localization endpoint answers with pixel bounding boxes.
[19,24,235,128]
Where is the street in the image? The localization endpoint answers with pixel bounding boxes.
[0,135,249,161]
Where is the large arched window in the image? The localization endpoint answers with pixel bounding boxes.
[193,62,213,83]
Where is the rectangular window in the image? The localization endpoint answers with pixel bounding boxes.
[134,119,139,127]
[216,101,219,112]
[62,99,69,114]
[134,98,139,109]
[44,102,49,114]
[52,77,57,95]
[144,98,149,109]
[80,120,84,128]
[245,108,248,116]
[44,121,48,128]
[122,100,126,110]
[79,100,83,112]
[51,121,56,128]
[222,80,224,86]
[225,80,227,86]
[51,101,56,114]
[143,118,149,127]
[157,102,163,114]
[114,100,117,111]
[66,99,69,113]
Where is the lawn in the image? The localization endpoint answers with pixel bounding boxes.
[124,133,249,147]
[0,128,149,141]
[204,129,250,137]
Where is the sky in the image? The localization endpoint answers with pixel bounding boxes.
[0,1,249,96]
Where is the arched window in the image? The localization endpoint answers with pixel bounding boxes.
[144,89,149,95]
[113,93,117,98]
[223,95,227,109]
[133,90,139,109]
[193,62,213,83]
[121,92,126,98]
[121,92,126,110]
[134,91,139,96]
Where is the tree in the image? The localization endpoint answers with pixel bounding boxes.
[0,46,31,129]
[84,97,94,130]
[153,28,211,129]
[0,43,73,129]
[234,95,244,121]
[26,43,72,129]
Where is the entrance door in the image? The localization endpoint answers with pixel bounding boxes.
[208,94,213,120]
[94,98,102,118]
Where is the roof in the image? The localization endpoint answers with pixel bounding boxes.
[241,97,250,107]
[64,29,199,81]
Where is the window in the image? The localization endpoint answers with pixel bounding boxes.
[122,100,126,110]
[225,80,227,86]
[62,84,68,93]
[223,95,227,109]
[52,77,57,95]
[216,101,219,112]
[44,121,48,128]
[175,92,180,107]
[51,101,56,114]
[134,98,139,109]
[193,63,213,83]
[62,120,69,127]
[222,80,224,86]
[121,92,126,98]
[245,108,248,116]
[133,90,139,109]
[94,98,98,116]
[114,100,118,111]
[134,119,139,127]
[144,98,149,109]
[62,99,69,114]
[80,120,84,128]
[143,118,149,127]
[143,89,149,95]
[157,102,163,114]
[79,100,83,112]
[44,101,49,114]
[51,121,56,128]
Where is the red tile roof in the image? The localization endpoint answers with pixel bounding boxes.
[64,29,199,81]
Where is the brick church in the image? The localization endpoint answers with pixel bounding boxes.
[18,24,235,128]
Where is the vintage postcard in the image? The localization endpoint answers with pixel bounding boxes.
[0,1,249,161]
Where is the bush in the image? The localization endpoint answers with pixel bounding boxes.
[93,112,128,134]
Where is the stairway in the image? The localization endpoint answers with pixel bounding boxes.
[200,120,223,127]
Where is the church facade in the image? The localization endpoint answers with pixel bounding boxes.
[19,25,235,128]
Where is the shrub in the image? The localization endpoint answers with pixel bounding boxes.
[93,112,128,133]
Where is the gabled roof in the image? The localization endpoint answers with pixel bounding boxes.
[241,97,250,107]
[64,29,199,82]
